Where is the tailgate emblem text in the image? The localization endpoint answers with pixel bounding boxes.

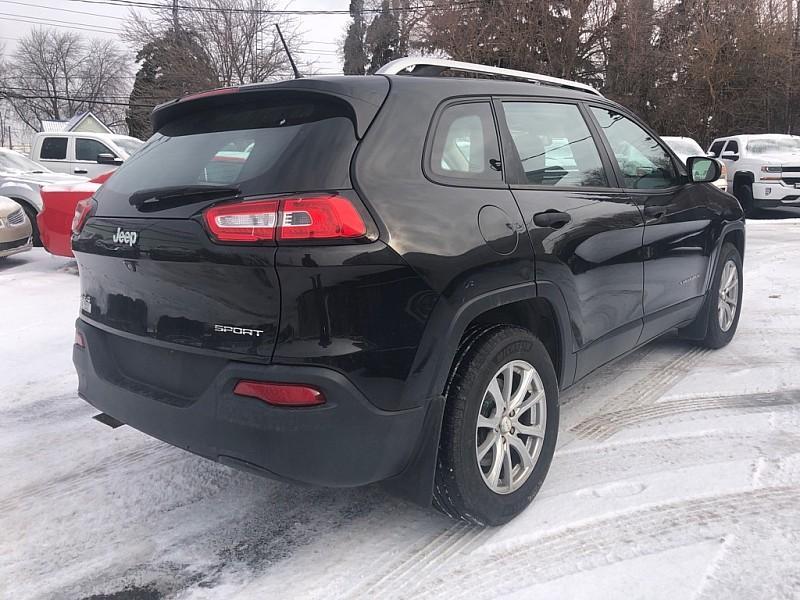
[214,324,264,337]
[113,227,138,246]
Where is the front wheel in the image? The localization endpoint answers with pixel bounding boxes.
[433,326,559,526]
[699,243,743,348]
[17,202,41,247]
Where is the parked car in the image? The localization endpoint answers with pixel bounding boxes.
[0,148,87,245]
[71,58,745,526]
[30,131,144,179]
[662,136,728,192]
[0,195,32,259]
[38,171,114,258]
[708,134,800,214]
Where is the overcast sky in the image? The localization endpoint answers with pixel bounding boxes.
[0,0,350,75]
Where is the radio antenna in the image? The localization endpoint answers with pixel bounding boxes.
[275,23,302,79]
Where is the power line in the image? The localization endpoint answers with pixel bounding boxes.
[0,0,125,20]
[62,0,470,15]
[0,14,120,34]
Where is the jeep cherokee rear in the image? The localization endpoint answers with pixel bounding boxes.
[72,59,745,525]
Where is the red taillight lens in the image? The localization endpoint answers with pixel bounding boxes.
[74,331,86,348]
[204,199,279,242]
[233,380,326,407]
[203,195,368,244]
[278,196,367,240]
[71,198,96,235]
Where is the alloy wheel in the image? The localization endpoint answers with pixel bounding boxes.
[475,360,546,494]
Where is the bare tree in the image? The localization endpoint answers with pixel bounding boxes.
[126,0,306,85]
[2,28,131,132]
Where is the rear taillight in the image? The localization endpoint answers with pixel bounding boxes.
[204,199,279,242]
[74,331,86,348]
[203,195,368,244]
[71,198,96,235]
[233,380,326,407]
[279,196,367,240]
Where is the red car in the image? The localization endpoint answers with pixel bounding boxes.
[38,171,114,258]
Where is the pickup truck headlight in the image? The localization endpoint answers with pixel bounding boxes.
[760,165,783,180]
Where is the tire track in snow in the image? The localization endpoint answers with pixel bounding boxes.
[568,389,800,441]
[0,441,181,514]
[570,346,711,441]
[419,485,800,600]
[340,522,489,599]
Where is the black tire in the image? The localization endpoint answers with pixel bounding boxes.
[433,325,559,526]
[699,243,743,349]
[17,201,41,246]
[735,184,757,217]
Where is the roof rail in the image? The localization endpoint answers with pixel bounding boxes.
[376,57,603,97]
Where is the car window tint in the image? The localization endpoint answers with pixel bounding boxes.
[591,108,680,190]
[708,140,725,157]
[503,102,608,187]
[76,138,115,161]
[430,102,502,182]
[724,140,739,154]
[40,137,68,160]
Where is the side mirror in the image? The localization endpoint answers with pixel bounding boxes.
[687,156,722,184]
[720,151,739,161]
[97,153,122,165]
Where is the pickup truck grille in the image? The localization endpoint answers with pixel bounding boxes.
[782,166,800,173]
[782,177,800,186]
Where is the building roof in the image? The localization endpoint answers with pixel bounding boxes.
[39,111,112,134]
[40,120,68,133]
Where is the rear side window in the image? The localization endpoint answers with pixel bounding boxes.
[429,102,502,183]
[40,137,67,160]
[708,140,725,157]
[503,102,608,187]
[724,140,739,154]
[96,93,358,217]
[591,108,680,190]
[76,138,115,161]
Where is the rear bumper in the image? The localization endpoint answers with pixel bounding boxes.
[73,320,428,487]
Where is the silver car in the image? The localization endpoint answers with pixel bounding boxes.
[0,195,32,258]
[0,148,87,245]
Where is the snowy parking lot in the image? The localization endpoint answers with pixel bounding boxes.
[2,218,799,600]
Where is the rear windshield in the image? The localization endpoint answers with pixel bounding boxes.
[95,94,357,217]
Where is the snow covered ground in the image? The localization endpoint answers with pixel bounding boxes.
[1,219,799,600]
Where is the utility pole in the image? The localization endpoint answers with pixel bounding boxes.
[172,0,180,33]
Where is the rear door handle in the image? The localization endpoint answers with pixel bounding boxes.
[643,206,667,220]
[533,210,571,229]
[74,169,88,174]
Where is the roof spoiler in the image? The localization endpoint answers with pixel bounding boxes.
[377,57,603,97]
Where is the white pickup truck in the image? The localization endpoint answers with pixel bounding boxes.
[29,132,144,178]
[707,134,800,215]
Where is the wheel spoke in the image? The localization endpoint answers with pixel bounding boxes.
[514,419,545,438]
[502,363,514,406]
[508,435,534,471]
[486,377,504,411]
[516,389,545,417]
[509,368,534,412]
[477,413,500,430]
[477,430,499,460]
[486,438,504,487]
[503,442,514,492]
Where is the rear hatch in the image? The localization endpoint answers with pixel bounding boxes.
[73,82,387,361]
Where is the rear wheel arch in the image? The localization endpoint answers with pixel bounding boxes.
[450,297,564,389]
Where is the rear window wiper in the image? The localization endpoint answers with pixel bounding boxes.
[129,185,240,211]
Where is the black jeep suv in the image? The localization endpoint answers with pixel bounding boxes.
[72,59,744,526]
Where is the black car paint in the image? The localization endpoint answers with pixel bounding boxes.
[73,74,744,506]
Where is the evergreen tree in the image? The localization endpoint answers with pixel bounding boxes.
[343,0,369,75]
[127,30,218,139]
